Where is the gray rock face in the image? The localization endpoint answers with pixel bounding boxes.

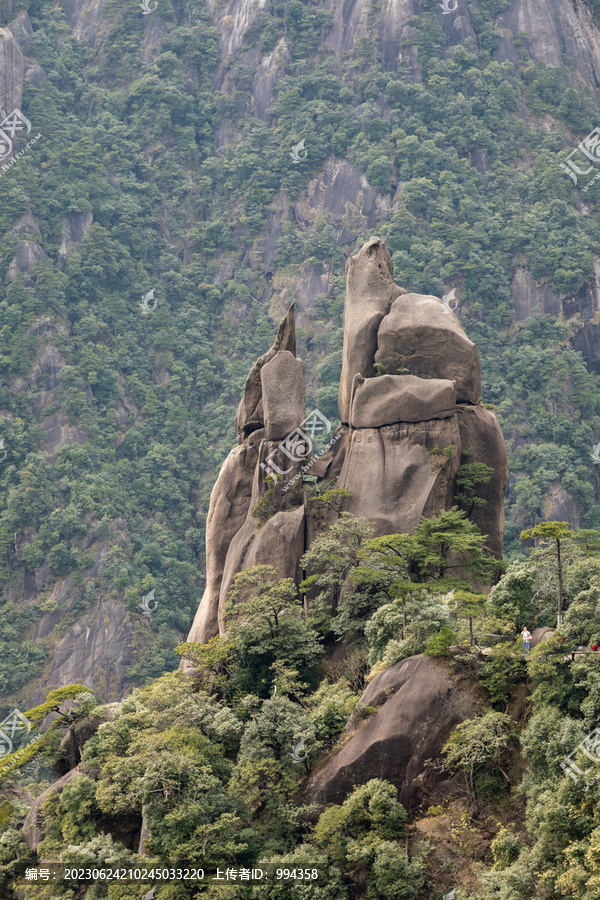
[543,483,582,529]
[0,26,23,117]
[375,293,481,405]
[305,654,482,809]
[296,159,376,233]
[7,10,33,56]
[511,268,561,322]
[5,240,49,284]
[59,0,110,47]
[496,0,600,99]
[23,767,82,850]
[32,597,135,704]
[58,211,93,264]
[261,350,305,441]
[10,210,40,238]
[350,374,456,428]
[338,237,407,424]
[252,38,289,119]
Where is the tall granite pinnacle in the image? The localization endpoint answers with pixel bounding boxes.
[185,238,508,650]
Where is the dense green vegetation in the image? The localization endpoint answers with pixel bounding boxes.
[3,519,600,897]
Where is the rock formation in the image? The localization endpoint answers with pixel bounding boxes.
[185,237,508,653]
[305,654,483,810]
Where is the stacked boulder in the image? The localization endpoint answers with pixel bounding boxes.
[185,236,508,650]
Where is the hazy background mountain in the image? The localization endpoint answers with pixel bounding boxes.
[1,0,600,706]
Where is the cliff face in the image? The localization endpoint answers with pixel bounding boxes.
[186,237,508,648]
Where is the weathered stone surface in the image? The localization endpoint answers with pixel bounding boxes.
[5,240,49,284]
[59,0,110,47]
[31,597,135,704]
[295,158,376,233]
[24,62,47,87]
[375,293,481,405]
[532,627,554,648]
[338,237,406,424]
[244,505,305,585]
[511,268,561,322]
[0,26,23,117]
[350,374,456,428]
[185,440,259,649]
[216,472,305,630]
[235,303,296,441]
[58,211,93,265]
[542,482,582,529]
[23,767,82,850]
[260,350,305,441]
[456,405,508,559]
[10,210,40,238]
[338,416,461,537]
[7,10,33,55]
[208,0,268,60]
[251,38,289,119]
[495,0,600,99]
[306,654,482,809]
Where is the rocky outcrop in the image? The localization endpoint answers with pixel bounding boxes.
[338,236,406,424]
[338,417,461,537]
[23,767,82,850]
[0,26,23,118]
[186,304,307,647]
[235,303,296,442]
[306,654,483,809]
[8,10,33,56]
[57,211,93,265]
[32,597,135,704]
[5,240,49,283]
[185,237,507,652]
[375,293,481,405]
[511,268,561,322]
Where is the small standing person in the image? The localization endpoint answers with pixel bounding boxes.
[521,626,533,653]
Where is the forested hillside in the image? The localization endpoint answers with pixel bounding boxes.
[1,0,600,802]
